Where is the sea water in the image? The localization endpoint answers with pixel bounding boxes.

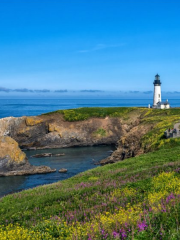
[1,98,180,119]
[0,98,180,197]
[0,146,115,197]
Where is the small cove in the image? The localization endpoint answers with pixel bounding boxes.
[0,145,115,198]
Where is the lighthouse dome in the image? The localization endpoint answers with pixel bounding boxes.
[153,74,161,85]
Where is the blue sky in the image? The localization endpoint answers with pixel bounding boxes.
[0,0,180,97]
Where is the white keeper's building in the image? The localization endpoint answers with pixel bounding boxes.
[152,74,170,109]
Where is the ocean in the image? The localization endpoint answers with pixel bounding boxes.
[0,98,180,197]
[0,146,115,197]
[0,98,180,119]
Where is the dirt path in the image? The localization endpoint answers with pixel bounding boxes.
[174,123,180,130]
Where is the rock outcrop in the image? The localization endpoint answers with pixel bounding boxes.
[30,153,65,158]
[0,110,152,168]
[59,168,67,173]
[100,122,153,165]
[0,136,56,176]
[0,115,124,149]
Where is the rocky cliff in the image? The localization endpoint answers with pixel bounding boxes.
[0,135,55,176]
[0,135,26,170]
[0,109,154,170]
[100,123,152,165]
[1,107,178,172]
[0,115,124,149]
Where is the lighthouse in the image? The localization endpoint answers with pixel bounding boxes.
[153,74,162,107]
[152,74,170,109]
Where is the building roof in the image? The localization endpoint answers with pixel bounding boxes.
[154,74,161,85]
[157,101,170,105]
[155,73,160,79]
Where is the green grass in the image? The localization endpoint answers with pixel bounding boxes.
[43,107,136,121]
[2,107,180,238]
[43,107,180,152]
[1,146,180,239]
[43,107,180,151]
[139,108,180,151]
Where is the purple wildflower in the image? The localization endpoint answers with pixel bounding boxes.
[166,193,175,203]
[101,229,105,234]
[105,233,108,238]
[138,221,148,232]
[120,229,127,239]
[113,231,120,238]
[121,231,127,239]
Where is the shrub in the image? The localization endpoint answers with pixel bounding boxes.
[93,128,107,137]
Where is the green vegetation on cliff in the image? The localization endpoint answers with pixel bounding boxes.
[44,107,180,152]
[43,107,135,121]
[1,146,180,239]
[140,108,180,151]
[93,128,107,137]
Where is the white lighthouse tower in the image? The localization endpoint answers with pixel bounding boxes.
[153,74,162,107]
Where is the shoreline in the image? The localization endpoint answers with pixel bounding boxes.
[0,145,115,198]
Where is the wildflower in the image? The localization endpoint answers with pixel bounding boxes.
[101,229,105,234]
[121,231,127,239]
[113,231,119,238]
[166,193,175,203]
[138,221,148,232]
[104,233,108,239]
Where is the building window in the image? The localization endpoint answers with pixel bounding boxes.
[158,94,161,98]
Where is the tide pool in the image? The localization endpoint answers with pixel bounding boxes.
[0,145,115,197]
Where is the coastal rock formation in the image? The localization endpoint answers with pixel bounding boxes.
[59,168,67,173]
[0,110,153,167]
[0,136,56,176]
[0,114,124,149]
[0,135,27,169]
[100,122,153,165]
[30,153,65,158]
[0,116,25,137]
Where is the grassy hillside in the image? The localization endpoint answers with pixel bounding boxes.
[140,108,180,151]
[1,107,180,239]
[1,146,180,239]
[43,107,135,121]
[44,107,180,152]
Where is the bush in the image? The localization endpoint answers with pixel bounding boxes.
[93,128,107,137]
